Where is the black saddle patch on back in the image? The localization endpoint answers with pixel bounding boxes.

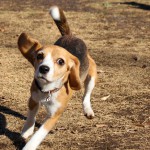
[54,35,89,77]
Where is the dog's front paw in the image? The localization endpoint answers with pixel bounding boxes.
[22,141,37,150]
[83,107,95,119]
[22,146,30,150]
[21,125,34,139]
[22,145,36,150]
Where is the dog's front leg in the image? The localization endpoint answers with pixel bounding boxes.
[22,112,62,150]
[21,98,39,139]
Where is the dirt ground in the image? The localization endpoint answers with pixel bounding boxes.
[0,0,150,149]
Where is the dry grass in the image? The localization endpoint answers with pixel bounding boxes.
[0,0,150,149]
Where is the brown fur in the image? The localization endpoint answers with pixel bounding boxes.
[18,33,42,65]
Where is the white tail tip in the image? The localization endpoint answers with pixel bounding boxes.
[49,6,60,21]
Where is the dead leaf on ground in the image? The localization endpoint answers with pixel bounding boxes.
[101,95,110,101]
[95,124,108,128]
[142,117,150,128]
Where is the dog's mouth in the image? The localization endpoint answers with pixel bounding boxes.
[37,76,52,83]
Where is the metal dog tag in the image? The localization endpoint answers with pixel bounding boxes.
[46,91,51,102]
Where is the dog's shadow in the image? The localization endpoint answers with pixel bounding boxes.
[0,105,40,150]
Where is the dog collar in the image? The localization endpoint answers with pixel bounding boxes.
[35,79,62,102]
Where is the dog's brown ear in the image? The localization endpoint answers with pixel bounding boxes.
[69,56,82,90]
[18,32,42,65]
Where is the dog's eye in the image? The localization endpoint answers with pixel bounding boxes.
[37,53,44,60]
[57,58,65,66]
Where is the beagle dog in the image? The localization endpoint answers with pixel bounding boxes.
[18,6,97,150]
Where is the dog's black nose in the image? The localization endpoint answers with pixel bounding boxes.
[39,65,50,74]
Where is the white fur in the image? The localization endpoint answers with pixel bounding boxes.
[31,91,61,117]
[22,125,48,150]
[83,77,95,118]
[38,75,64,92]
[41,53,54,78]
[32,91,49,103]
[35,52,64,92]
[35,52,54,81]
[49,6,60,21]
[44,98,61,117]
[21,116,35,139]
[22,125,34,139]
[23,92,61,149]
[21,104,39,139]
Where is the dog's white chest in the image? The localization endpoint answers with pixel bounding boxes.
[31,91,61,117]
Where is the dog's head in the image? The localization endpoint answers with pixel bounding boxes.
[18,33,81,92]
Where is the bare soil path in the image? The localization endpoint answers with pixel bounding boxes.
[0,0,150,149]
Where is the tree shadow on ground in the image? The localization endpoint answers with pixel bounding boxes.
[0,113,25,150]
[120,2,150,11]
[0,105,41,149]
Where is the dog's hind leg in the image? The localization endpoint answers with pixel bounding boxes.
[82,55,97,119]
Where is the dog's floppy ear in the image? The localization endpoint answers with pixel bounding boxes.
[18,32,42,65]
[69,56,82,90]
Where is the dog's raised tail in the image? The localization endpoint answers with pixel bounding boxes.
[49,6,71,36]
